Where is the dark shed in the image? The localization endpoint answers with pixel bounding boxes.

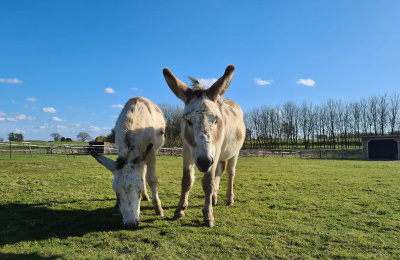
[362,136,400,161]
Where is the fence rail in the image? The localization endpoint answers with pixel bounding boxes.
[0,142,362,159]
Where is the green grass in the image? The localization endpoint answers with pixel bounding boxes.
[0,156,399,259]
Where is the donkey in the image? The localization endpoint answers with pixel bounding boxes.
[163,65,245,227]
[90,97,165,228]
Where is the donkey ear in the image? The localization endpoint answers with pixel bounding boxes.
[163,68,192,103]
[131,143,154,165]
[90,150,117,173]
[207,65,235,101]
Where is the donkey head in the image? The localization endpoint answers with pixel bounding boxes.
[90,143,153,228]
[163,65,235,172]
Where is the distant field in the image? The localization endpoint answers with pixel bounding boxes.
[0,156,399,259]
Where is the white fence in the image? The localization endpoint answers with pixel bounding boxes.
[0,142,183,158]
[0,142,362,159]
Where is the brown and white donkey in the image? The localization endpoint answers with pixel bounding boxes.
[163,65,245,227]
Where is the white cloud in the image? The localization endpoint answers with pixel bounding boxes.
[11,100,16,103]
[198,78,218,87]
[297,78,316,87]
[16,114,36,121]
[110,104,124,109]
[24,105,29,108]
[56,125,67,129]
[51,117,66,122]
[90,126,101,132]
[131,87,139,91]
[0,118,5,122]
[14,128,25,133]
[6,118,18,122]
[70,123,80,127]
[27,98,37,102]
[39,124,49,129]
[0,78,23,84]
[254,77,273,86]
[42,107,57,113]
[67,106,73,109]
[31,107,39,110]
[110,115,118,118]
[105,87,115,94]
[0,111,5,117]
[91,113,96,116]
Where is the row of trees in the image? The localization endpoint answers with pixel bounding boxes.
[245,93,400,149]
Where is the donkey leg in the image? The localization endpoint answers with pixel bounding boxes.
[146,151,163,216]
[212,161,226,206]
[174,150,195,219]
[226,155,239,206]
[202,170,216,227]
[140,164,150,201]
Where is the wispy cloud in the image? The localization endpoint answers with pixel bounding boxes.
[56,125,67,129]
[39,124,49,129]
[110,104,124,109]
[198,78,217,87]
[67,106,73,109]
[90,126,101,132]
[105,87,115,94]
[16,114,36,121]
[27,97,37,102]
[131,87,139,91]
[70,123,80,127]
[42,107,57,113]
[297,78,316,87]
[6,118,18,122]
[254,77,273,86]
[0,78,23,84]
[0,111,5,117]
[51,117,66,122]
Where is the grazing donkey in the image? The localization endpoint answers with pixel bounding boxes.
[163,65,245,227]
[90,97,165,228]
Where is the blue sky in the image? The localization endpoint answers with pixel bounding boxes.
[1,1,400,141]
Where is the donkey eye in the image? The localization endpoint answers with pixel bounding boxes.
[214,119,218,124]
[187,120,193,126]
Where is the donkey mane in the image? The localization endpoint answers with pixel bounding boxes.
[188,77,205,91]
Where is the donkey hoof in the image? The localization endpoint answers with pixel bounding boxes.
[173,210,185,220]
[204,219,214,228]
[227,200,234,206]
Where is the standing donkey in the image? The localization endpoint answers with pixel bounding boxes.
[90,97,165,228]
[163,65,245,227]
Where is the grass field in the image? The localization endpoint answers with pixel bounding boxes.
[0,156,399,259]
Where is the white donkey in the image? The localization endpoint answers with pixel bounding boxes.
[163,65,245,227]
[90,97,165,228]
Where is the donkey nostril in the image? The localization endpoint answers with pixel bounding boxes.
[197,156,213,172]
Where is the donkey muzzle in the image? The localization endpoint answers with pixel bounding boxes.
[196,156,214,172]
[124,220,139,229]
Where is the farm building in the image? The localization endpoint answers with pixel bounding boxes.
[362,136,400,161]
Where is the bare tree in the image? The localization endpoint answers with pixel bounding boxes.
[388,92,400,135]
[326,99,337,148]
[76,132,92,142]
[160,104,183,147]
[50,133,62,141]
[377,93,388,135]
[368,95,379,135]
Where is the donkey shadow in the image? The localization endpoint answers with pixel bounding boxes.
[0,201,125,247]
